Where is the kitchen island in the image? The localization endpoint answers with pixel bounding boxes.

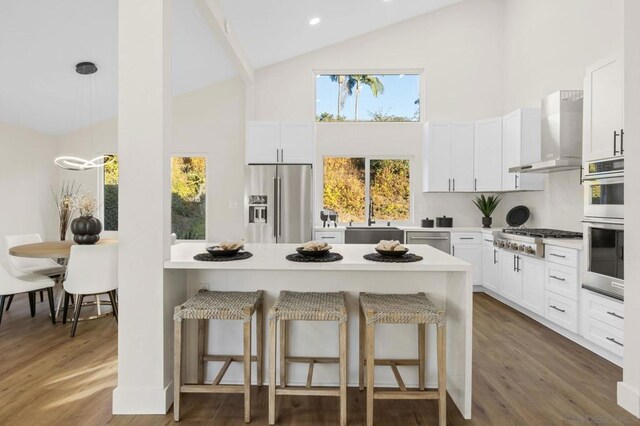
[165,243,473,419]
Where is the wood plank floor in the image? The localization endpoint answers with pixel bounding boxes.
[0,292,637,425]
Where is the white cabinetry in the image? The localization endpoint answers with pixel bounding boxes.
[481,236,499,292]
[246,121,314,164]
[498,251,545,315]
[499,251,522,303]
[423,122,474,192]
[314,230,344,244]
[544,245,580,333]
[580,289,624,357]
[583,53,625,161]
[451,233,482,287]
[474,117,503,191]
[502,109,544,191]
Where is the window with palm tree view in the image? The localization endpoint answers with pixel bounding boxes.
[172,157,206,240]
[323,157,410,223]
[316,73,420,122]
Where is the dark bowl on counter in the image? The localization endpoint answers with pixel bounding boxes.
[375,247,409,258]
[296,247,331,258]
[206,246,242,257]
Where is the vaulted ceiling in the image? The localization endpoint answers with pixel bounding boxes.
[0,0,461,135]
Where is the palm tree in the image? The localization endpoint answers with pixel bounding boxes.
[351,75,384,121]
[329,75,349,118]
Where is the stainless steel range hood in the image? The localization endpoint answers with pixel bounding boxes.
[510,90,584,173]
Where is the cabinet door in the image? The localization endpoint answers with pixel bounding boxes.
[520,256,545,316]
[518,108,544,190]
[499,251,522,303]
[502,110,521,191]
[482,244,500,292]
[583,54,624,161]
[474,117,503,191]
[280,122,314,164]
[452,244,482,287]
[423,122,452,192]
[451,122,475,191]
[247,122,280,164]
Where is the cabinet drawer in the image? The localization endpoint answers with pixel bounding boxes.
[482,233,494,245]
[545,245,579,268]
[451,233,481,245]
[545,291,578,333]
[582,315,624,357]
[581,289,624,330]
[545,263,578,301]
[314,231,344,244]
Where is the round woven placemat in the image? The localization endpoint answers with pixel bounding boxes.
[363,253,423,263]
[193,252,253,262]
[285,253,343,263]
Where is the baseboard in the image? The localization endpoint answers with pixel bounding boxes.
[618,381,640,418]
[112,383,173,415]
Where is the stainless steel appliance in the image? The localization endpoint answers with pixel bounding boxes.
[493,228,583,258]
[511,90,584,173]
[583,158,624,220]
[245,165,312,243]
[405,232,450,254]
[582,219,624,300]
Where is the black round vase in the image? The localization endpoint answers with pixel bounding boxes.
[482,217,492,228]
[71,216,103,245]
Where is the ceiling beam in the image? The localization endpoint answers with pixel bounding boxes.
[194,0,254,85]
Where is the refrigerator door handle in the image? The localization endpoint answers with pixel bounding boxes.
[278,177,282,237]
[273,177,278,238]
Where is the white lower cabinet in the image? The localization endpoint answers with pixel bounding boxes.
[499,251,521,303]
[580,289,624,357]
[520,257,545,316]
[314,230,344,244]
[451,233,482,287]
[481,241,499,292]
[545,291,578,333]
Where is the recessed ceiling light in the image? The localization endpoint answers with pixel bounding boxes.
[309,17,321,26]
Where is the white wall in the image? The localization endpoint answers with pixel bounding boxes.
[57,77,246,241]
[0,123,59,250]
[254,0,506,227]
[500,0,624,231]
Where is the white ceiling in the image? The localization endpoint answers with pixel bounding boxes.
[0,0,460,136]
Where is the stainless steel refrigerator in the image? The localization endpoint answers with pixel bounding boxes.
[245,165,313,243]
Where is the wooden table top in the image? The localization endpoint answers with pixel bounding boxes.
[8,239,117,259]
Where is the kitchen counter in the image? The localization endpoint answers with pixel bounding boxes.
[543,238,583,250]
[165,242,473,419]
[314,225,500,233]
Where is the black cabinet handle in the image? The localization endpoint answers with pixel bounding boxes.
[550,275,565,282]
[514,175,519,189]
[460,237,475,240]
[606,337,623,347]
[493,249,497,264]
[474,178,477,191]
[516,255,521,272]
[448,178,451,192]
[513,254,516,271]
[452,246,455,256]
[484,238,492,242]
[620,129,624,155]
[607,311,624,320]
[453,178,456,192]
[550,253,566,258]
[550,305,566,313]
[613,130,619,156]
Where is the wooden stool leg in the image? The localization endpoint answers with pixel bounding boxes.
[256,299,264,387]
[359,305,365,391]
[243,308,252,423]
[437,324,447,426]
[418,323,426,391]
[268,317,277,425]
[339,321,347,426]
[173,315,182,422]
[366,318,375,426]
[197,319,206,384]
[279,319,287,388]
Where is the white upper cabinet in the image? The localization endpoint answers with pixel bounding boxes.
[502,108,544,191]
[423,122,474,192]
[246,121,314,164]
[583,53,624,161]
[474,117,503,192]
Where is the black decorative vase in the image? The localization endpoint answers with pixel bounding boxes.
[482,217,492,228]
[71,216,103,245]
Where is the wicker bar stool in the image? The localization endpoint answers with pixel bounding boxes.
[359,292,446,426]
[173,290,264,423]
[268,291,348,425]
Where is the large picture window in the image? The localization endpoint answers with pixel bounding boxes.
[316,73,420,122]
[171,156,206,240]
[323,157,410,223]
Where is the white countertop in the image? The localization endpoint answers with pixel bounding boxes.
[542,238,583,250]
[165,242,471,272]
[314,225,498,233]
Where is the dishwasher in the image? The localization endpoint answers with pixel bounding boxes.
[405,231,450,254]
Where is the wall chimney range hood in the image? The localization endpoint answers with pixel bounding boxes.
[510,90,584,173]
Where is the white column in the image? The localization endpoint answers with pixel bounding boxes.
[113,0,185,414]
[619,0,640,418]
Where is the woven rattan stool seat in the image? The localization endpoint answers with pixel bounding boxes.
[174,290,263,322]
[360,292,445,326]
[269,291,347,323]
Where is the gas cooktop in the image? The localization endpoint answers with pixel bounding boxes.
[502,228,583,239]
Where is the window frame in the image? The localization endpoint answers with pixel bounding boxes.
[321,155,414,226]
[313,69,425,123]
[170,153,209,243]
[97,153,118,231]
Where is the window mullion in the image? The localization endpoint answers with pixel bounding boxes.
[364,158,371,223]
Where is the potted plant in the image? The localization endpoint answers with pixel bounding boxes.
[70,194,103,244]
[473,195,502,228]
[51,181,80,241]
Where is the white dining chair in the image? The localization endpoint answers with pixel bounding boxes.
[62,243,118,337]
[0,261,56,325]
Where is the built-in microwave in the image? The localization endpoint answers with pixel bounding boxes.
[583,158,624,220]
[582,219,624,300]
